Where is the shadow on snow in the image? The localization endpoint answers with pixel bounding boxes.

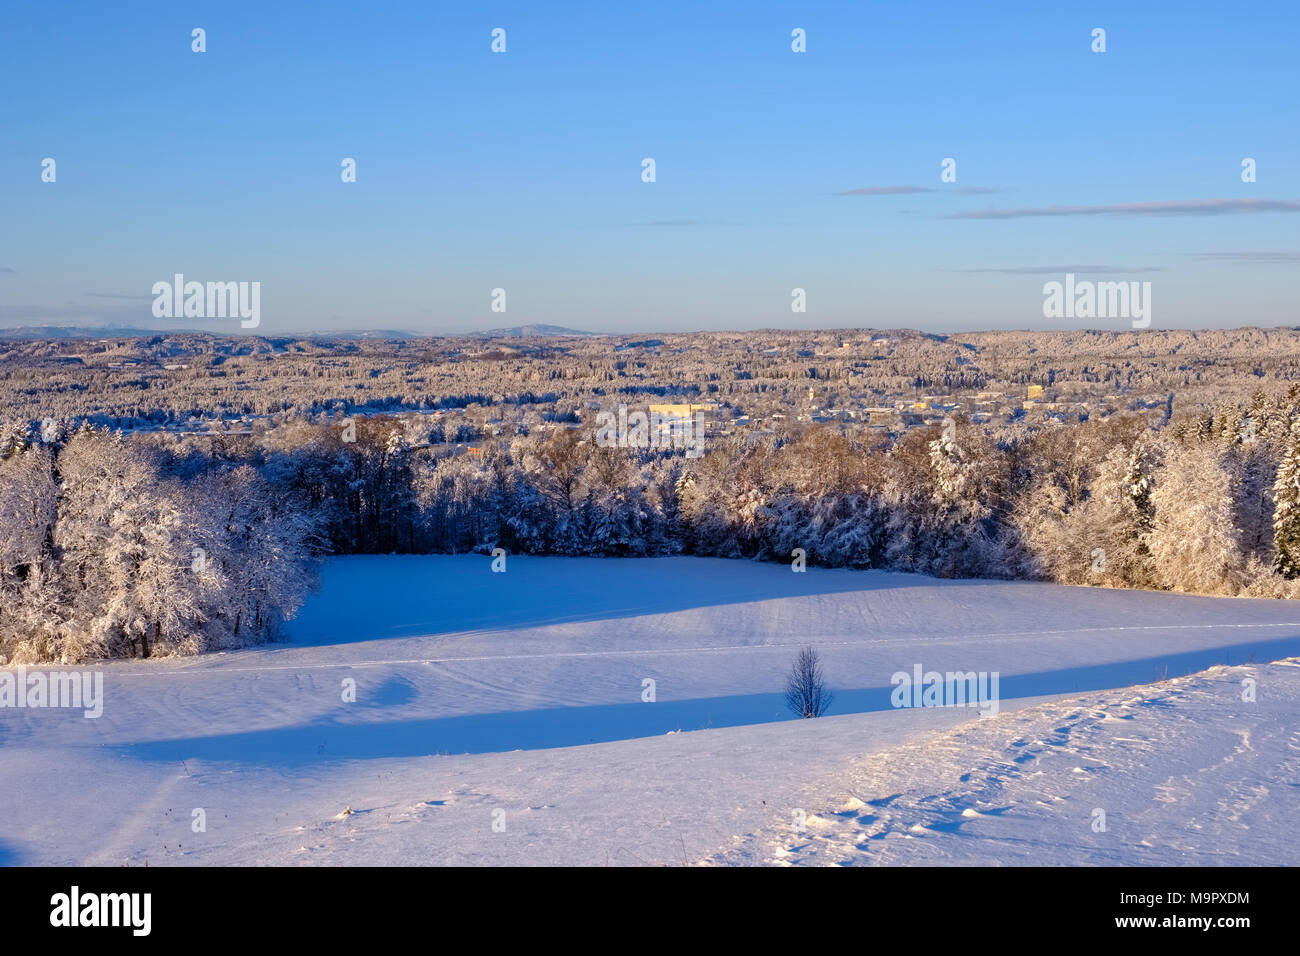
[120,633,1300,765]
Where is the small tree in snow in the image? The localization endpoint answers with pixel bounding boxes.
[784,646,833,718]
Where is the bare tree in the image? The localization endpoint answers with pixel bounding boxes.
[784,646,833,718]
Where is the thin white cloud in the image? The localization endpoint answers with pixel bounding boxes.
[835,186,932,196]
[960,265,1163,274]
[950,198,1300,219]
[834,185,1003,197]
[1184,251,1300,263]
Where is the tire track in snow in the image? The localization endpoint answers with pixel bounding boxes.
[82,765,191,866]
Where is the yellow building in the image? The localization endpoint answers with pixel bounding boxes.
[1027,385,1044,399]
[646,403,714,438]
[647,403,714,416]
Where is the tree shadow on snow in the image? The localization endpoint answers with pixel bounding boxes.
[118,632,1300,764]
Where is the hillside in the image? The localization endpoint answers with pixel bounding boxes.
[1,556,1297,865]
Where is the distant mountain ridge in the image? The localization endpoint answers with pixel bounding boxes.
[0,323,603,341]
[465,324,602,338]
[0,325,210,340]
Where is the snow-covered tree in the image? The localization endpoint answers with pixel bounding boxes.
[1272,419,1300,578]
[0,443,61,661]
[1147,441,1246,595]
[54,430,205,659]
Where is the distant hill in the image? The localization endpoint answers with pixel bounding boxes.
[0,325,210,340]
[0,324,601,342]
[304,329,424,341]
[466,324,602,338]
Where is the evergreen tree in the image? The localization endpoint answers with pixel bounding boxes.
[1272,419,1300,578]
[1122,442,1154,540]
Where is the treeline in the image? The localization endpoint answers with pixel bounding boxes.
[265,386,1300,599]
[6,385,1300,663]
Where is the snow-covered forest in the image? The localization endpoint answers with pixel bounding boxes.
[6,381,1300,664]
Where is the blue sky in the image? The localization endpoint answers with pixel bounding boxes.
[1,1,1296,335]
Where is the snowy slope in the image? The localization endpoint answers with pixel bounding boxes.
[2,556,1298,866]
[706,659,1300,866]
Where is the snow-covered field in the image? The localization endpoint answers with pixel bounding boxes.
[708,659,1300,866]
[2,555,1298,866]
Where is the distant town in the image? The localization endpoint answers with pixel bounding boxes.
[1,326,1286,448]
